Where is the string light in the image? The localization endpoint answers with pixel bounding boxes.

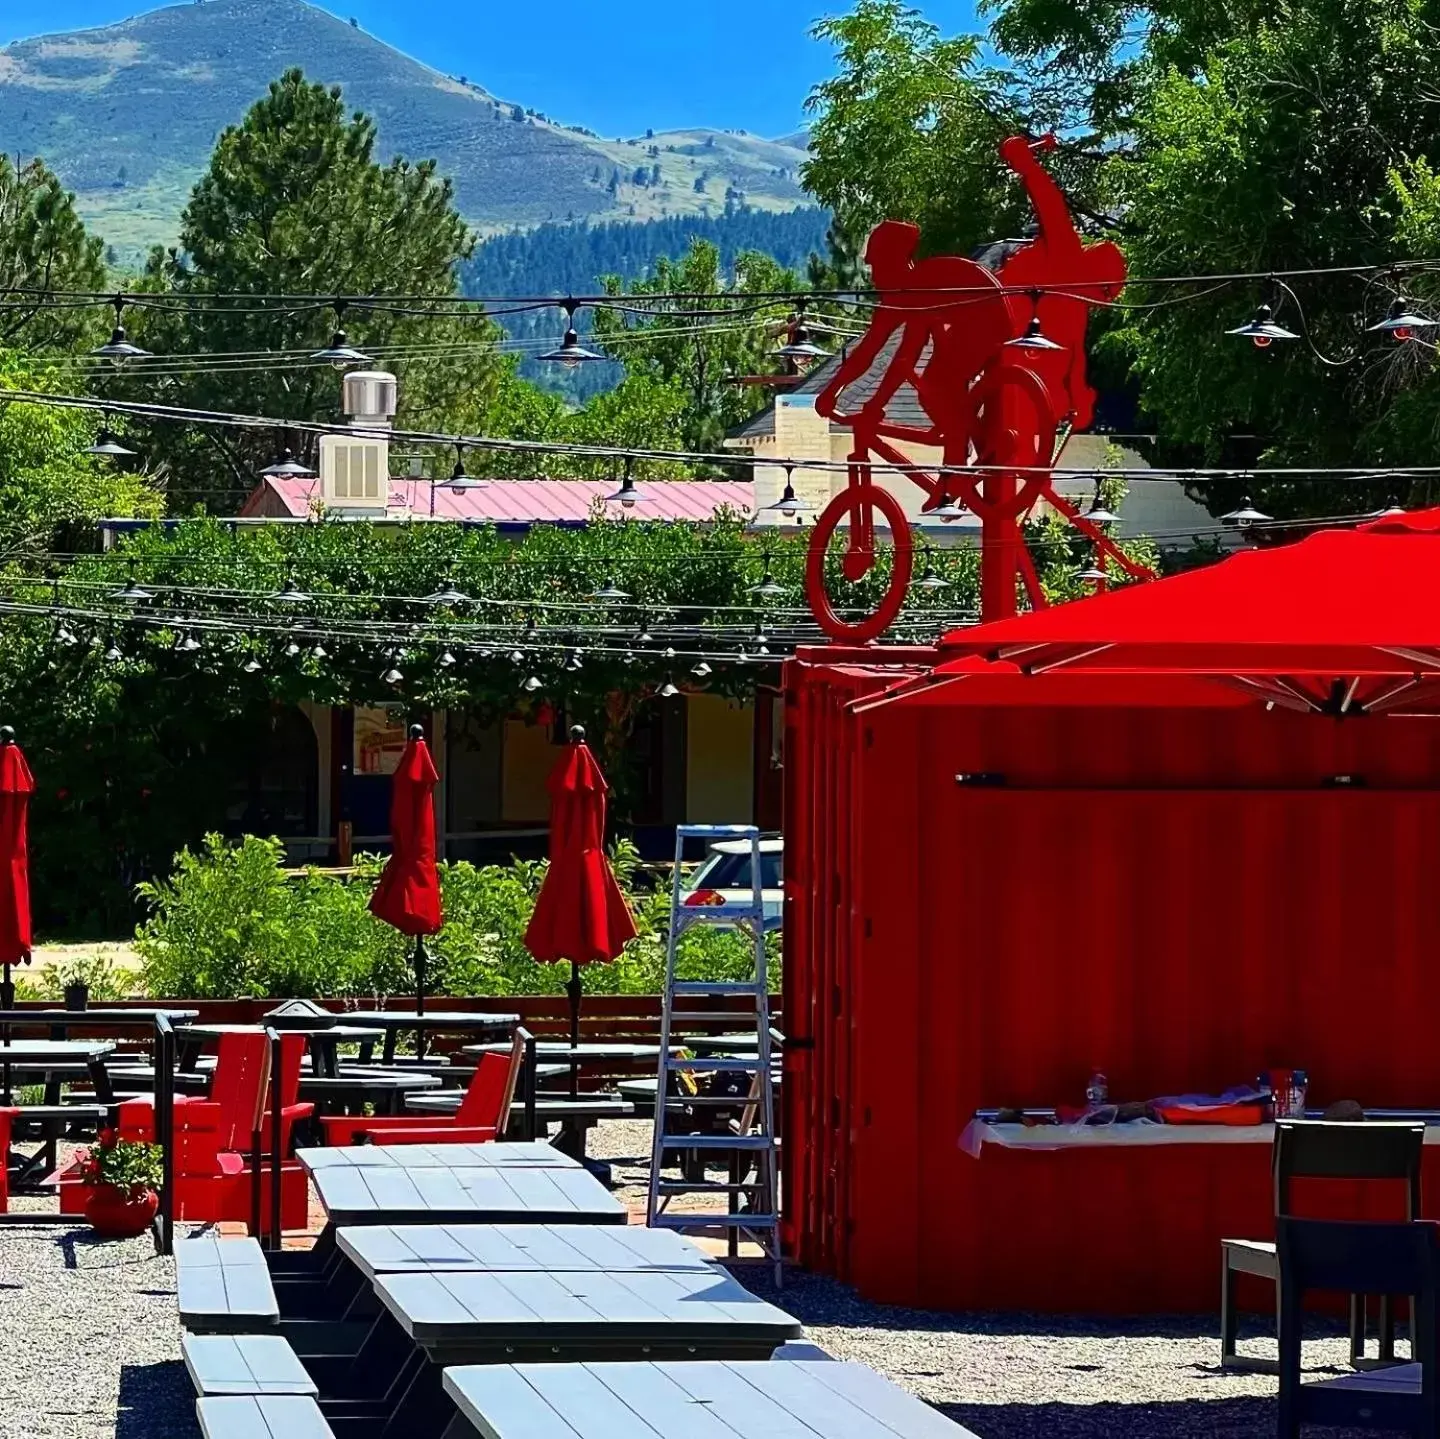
[310,301,371,369]
[260,448,314,480]
[540,299,604,367]
[92,296,150,366]
[1368,299,1436,343]
[84,415,136,459]
[1006,292,1063,352]
[1226,303,1297,348]
[765,464,812,517]
[1221,496,1272,526]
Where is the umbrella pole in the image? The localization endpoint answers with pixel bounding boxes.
[414,935,427,1061]
[1,962,11,1104]
[567,959,582,1102]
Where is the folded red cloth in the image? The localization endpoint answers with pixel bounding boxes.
[1153,1102,1266,1126]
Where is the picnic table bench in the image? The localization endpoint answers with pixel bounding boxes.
[441,1361,981,1439]
[196,1395,334,1439]
[336,1223,714,1281]
[177,1235,280,1333]
[183,1334,317,1397]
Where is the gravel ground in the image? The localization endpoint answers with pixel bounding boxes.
[0,1121,1399,1439]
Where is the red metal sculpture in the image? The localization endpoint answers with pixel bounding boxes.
[809,135,1151,640]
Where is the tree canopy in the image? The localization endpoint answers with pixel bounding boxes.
[801,0,1440,519]
[129,68,505,510]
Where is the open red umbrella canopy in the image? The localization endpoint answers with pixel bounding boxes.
[369,728,442,937]
[525,732,637,967]
[0,732,35,967]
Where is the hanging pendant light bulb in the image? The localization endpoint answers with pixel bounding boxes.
[623,651,636,666]
[773,299,831,366]
[85,413,136,459]
[606,459,647,507]
[93,295,151,366]
[691,660,712,678]
[1368,298,1437,344]
[311,299,372,369]
[748,555,786,598]
[424,575,472,606]
[439,649,457,669]
[764,463,812,517]
[243,656,263,674]
[1226,302,1297,348]
[540,299,604,367]
[260,447,315,480]
[103,636,124,664]
[927,492,969,524]
[1221,495,1272,526]
[566,649,585,672]
[659,678,680,699]
[310,642,328,661]
[381,656,404,686]
[522,674,543,693]
[110,562,153,604]
[173,630,201,653]
[1076,554,1108,585]
[270,576,312,604]
[915,558,950,591]
[591,579,630,602]
[437,442,487,492]
[509,649,526,665]
[1005,292,1063,352]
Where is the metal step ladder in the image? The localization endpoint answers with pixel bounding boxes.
[647,824,781,1282]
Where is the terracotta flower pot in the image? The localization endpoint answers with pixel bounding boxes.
[85,1183,159,1240]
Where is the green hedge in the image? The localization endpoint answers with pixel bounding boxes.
[132,833,777,999]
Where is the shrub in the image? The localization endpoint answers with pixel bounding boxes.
[134,832,775,999]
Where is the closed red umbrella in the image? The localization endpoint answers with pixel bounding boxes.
[0,727,35,1013]
[370,724,443,1016]
[525,726,638,1087]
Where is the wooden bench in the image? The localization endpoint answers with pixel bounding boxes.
[183,1334,317,1397]
[196,1395,334,1438]
[177,1235,280,1334]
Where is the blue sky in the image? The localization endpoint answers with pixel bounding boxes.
[0,0,983,137]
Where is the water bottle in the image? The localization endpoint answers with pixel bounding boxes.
[1086,1070,1108,1107]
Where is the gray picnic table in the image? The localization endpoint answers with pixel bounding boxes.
[346,1268,801,1439]
[298,1141,579,1172]
[336,1222,714,1280]
[307,1160,628,1232]
[298,1068,442,1117]
[0,1038,119,1183]
[342,1010,521,1065]
[376,1266,801,1363]
[461,1041,672,1063]
[442,1360,982,1439]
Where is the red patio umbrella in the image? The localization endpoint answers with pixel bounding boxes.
[369,724,443,1017]
[0,727,34,1013]
[524,726,638,1090]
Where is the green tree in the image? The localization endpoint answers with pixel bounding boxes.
[803,1,1031,257]
[130,69,505,511]
[0,156,108,352]
[1104,0,1440,516]
[592,240,803,455]
[0,357,162,563]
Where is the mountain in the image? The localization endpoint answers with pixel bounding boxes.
[0,0,813,258]
[465,207,834,402]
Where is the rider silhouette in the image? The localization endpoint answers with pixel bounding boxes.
[814,219,1017,474]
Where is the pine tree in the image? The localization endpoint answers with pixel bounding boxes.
[133,69,502,512]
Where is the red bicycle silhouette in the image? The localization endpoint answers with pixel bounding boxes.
[805,135,1151,641]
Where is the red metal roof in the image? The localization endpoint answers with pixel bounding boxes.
[240,476,754,524]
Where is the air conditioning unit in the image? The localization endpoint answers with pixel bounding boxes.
[320,369,397,512]
[320,433,388,511]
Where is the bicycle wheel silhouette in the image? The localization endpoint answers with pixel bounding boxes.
[806,482,913,643]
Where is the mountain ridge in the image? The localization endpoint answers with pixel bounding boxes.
[0,0,812,258]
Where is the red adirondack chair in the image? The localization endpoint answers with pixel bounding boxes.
[320,1033,524,1148]
[116,1031,314,1232]
[0,1107,19,1213]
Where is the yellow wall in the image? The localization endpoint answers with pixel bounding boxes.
[501,718,556,822]
[685,694,755,823]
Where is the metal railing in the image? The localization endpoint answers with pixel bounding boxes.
[153,1011,177,1257]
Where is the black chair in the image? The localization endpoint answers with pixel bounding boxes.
[1277,1217,1439,1438]
[1222,1119,1425,1372]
